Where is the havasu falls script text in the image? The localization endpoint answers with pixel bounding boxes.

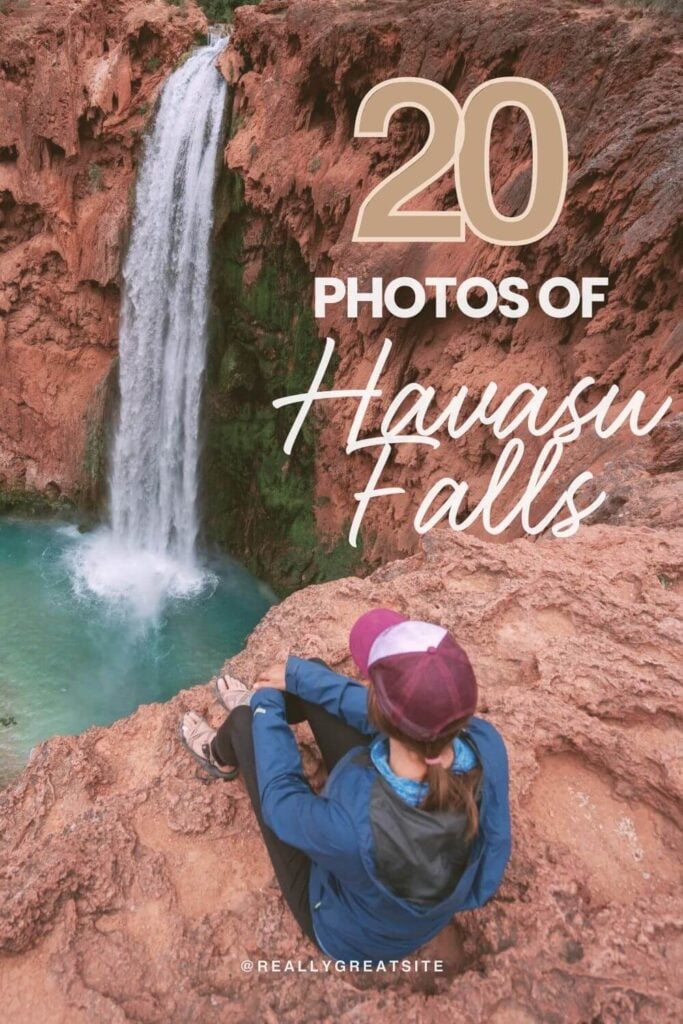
[273,276,672,546]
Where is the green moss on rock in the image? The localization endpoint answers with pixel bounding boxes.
[201,170,360,595]
[81,357,119,512]
[193,1,260,23]
[0,486,73,518]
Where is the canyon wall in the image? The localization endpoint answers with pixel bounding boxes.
[0,0,204,509]
[216,0,682,581]
[0,0,680,587]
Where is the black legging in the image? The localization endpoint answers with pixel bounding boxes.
[211,685,371,945]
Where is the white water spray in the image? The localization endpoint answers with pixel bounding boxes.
[73,40,228,618]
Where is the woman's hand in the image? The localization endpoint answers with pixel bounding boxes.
[253,663,288,691]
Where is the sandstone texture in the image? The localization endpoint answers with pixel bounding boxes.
[0,0,204,501]
[224,0,682,565]
[0,523,681,1023]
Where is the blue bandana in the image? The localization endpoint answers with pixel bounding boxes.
[370,734,478,808]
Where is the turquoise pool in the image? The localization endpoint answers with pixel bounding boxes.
[0,518,275,784]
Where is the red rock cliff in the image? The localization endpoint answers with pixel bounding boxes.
[0,0,204,501]
[223,0,682,564]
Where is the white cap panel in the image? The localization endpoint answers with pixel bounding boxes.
[368,620,448,666]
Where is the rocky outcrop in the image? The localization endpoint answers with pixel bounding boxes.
[0,522,681,1022]
[0,0,205,504]
[219,0,682,572]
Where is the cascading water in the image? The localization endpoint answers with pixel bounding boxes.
[111,39,226,568]
[73,39,228,618]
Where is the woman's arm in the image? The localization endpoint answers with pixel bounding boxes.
[256,656,377,736]
[250,687,364,878]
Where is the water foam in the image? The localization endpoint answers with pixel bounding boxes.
[70,529,217,622]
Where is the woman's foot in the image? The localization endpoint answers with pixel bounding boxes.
[179,711,238,781]
[214,673,252,714]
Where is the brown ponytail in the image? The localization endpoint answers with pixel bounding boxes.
[368,687,481,840]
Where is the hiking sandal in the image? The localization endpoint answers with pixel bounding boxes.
[179,710,238,781]
[214,673,252,714]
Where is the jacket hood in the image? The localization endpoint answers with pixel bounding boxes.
[356,723,501,921]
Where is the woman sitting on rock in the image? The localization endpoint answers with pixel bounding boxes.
[180,609,511,963]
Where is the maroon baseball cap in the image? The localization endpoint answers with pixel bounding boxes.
[349,607,408,675]
[349,611,478,741]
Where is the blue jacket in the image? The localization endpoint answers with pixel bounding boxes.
[250,657,511,962]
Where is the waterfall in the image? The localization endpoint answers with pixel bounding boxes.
[72,40,228,618]
[111,38,226,565]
